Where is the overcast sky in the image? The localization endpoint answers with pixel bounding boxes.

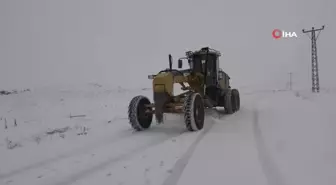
[0,0,334,90]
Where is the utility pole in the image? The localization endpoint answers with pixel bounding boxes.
[302,25,325,93]
[289,72,292,90]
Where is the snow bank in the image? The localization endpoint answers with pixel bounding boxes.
[0,85,152,172]
[256,91,336,185]
[0,85,151,147]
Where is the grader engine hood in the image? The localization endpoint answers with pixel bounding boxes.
[152,72,174,95]
[148,70,188,123]
[148,70,190,94]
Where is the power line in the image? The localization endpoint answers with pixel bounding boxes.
[302,25,325,93]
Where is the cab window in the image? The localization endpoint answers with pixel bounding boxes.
[218,71,224,80]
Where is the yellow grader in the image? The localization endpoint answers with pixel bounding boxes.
[128,47,240,132]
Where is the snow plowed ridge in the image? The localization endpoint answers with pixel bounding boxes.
[252,109,286,185]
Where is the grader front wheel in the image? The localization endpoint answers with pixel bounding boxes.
[128,95,153,131]
[184,93,205,131]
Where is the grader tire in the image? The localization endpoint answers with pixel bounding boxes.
[184,93,205,131]
[232,89,240,112]
[225,90,234,114]
[128,95,153,131]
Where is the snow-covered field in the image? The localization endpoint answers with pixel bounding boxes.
[0,84,335,185]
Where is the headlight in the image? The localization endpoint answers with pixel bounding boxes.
[183,72,190,76]
[148,75,155,79]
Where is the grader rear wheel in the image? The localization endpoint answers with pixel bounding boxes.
[224,90,234,114]
[184,93,205,131]
[128,95,153,131]
[232,89,240,112]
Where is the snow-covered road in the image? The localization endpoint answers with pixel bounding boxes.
[171,97,269,185]
[0,85,335,185]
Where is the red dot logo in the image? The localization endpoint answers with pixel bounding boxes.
[272,29,282,39]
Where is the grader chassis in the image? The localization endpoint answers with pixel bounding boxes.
[128,47,240,132]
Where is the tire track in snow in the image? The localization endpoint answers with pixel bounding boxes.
[162,111,220,185]
[161,91,278,185]
[252,109,287,185]
[0,126,145,180]
[50,129,187,185]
